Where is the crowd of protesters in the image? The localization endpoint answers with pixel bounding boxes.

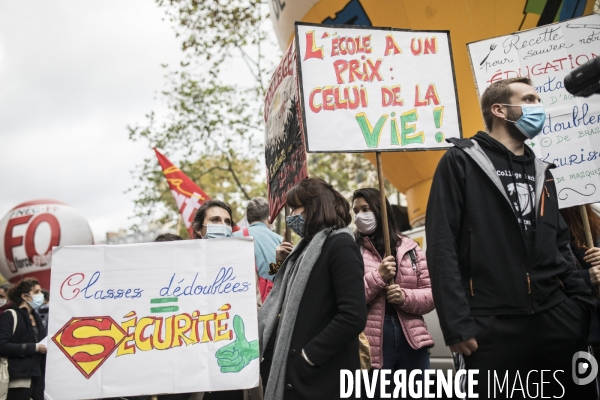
[1,77,599,399]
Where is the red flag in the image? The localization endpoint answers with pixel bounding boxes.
[154,148,210,238]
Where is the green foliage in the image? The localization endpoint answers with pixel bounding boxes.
[129,149,266,230]
[128,0,396,231]
[127,69,267,224]
[128,0,272,227]
[157,0,271,89]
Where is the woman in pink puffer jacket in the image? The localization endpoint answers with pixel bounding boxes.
[352,188,435,399]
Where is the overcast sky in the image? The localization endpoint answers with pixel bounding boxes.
[0,1,185,242]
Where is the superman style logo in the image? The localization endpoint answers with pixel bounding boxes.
[52,316,127,379]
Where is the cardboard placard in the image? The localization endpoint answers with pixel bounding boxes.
[296,22,462,153]
[468,14,600,208]
[45,238,259,400]
[264,39,309,223]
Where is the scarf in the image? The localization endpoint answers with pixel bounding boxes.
[258,227,353,400]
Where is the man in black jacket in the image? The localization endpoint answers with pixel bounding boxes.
[426,77,597,398]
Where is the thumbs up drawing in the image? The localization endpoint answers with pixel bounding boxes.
[214,315,259,373]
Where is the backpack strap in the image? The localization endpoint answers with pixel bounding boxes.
[446,137,476,149]
[6,309,17,335]
[408,249,418,273]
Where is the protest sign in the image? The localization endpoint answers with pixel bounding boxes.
[468,14,600,208]
[295,23,462,153]
[264,39,309,223]
[45,238,259,400]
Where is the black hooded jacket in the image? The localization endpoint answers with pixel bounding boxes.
[476,133,538,255]
[426,132,595,346]
[0,305,46,380]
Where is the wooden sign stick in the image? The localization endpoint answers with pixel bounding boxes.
[285,205,292,243]
[580,205,595,248]
[579,204,600,298]
[376,152,395,285]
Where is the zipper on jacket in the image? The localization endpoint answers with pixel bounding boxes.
[524,170,551,314]
[526,272,534,314]
[540,186,549,217]
[466,227,474,298]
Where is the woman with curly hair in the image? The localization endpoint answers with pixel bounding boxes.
[0,278,47,400]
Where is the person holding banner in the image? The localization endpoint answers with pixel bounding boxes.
[426,77,596,397]
[0,278,47,400]
[259,178,367,400]
[352,188,434,399]
[191,199,245,400]
[192,199,235,240]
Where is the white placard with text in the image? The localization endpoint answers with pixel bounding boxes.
[296,23,462,153]
[468,14,600,208]
[45,238,259,400]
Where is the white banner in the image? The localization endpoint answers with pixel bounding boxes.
[467,14,600,208]
[296,23,462,153]
[45,238,259,400]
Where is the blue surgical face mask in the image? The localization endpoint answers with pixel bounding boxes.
[204,224,233,239]
[503,103,546,139]
[27,293,44,311]
[285,214,305,238]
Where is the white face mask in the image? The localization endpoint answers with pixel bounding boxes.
[355,212,377,235]
[0,299,6,307]
[27,293,44,311]
[203,224,233,239]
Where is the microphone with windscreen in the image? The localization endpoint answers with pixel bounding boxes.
[564,57,600,97]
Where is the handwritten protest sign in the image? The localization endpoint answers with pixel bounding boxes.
[265,39,309,223]
[295,23,462,153]
[45,238,259,400]
[468,14,600,208]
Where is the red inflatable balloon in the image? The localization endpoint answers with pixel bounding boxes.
[0,199,93,289]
